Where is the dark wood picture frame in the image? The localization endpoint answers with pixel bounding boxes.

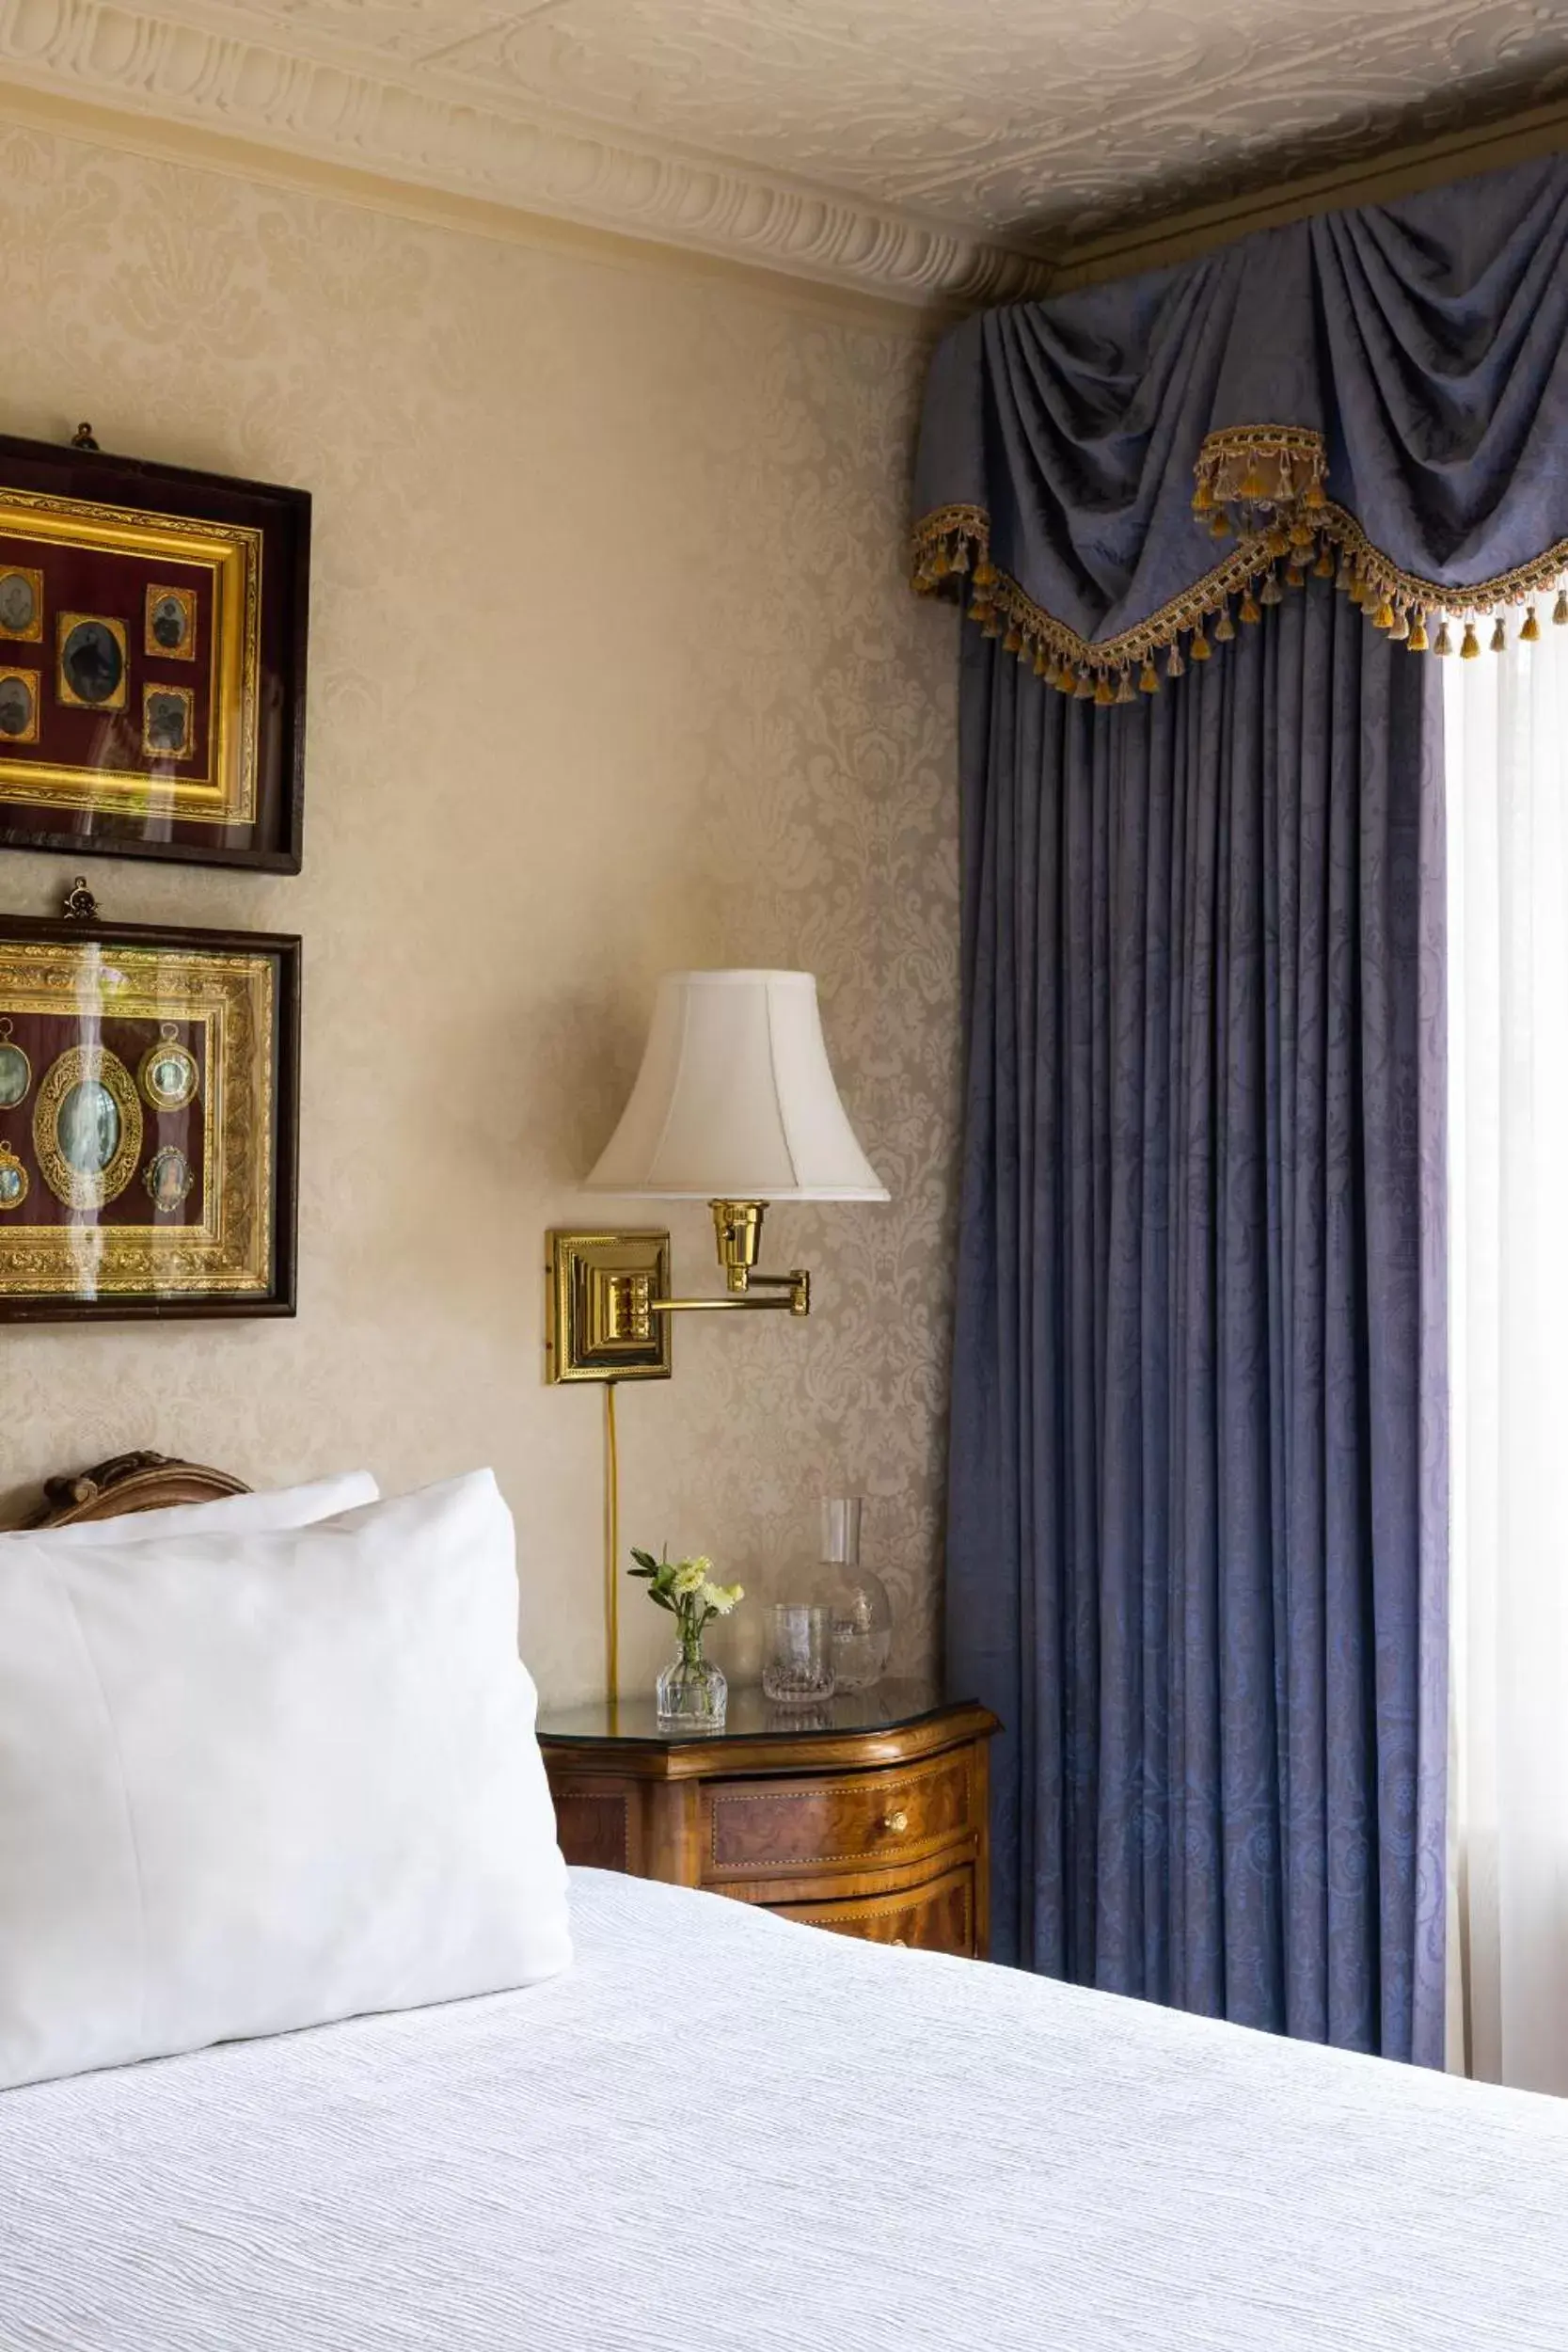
[0,434,309,872]
[0,914,300,1324]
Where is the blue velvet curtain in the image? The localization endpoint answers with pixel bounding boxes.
[947,575,1449,2063]
[921,155,1568,2066]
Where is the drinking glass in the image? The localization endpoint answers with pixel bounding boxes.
[762,1602,836,1706]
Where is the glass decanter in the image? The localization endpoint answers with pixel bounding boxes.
[811,1497,893,1692]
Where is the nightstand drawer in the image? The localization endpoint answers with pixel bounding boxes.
[768,1862,976,1957]
[701,1749,974,1883]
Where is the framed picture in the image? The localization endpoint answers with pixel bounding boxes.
[0,434,309,871]
[0,914,299,1322]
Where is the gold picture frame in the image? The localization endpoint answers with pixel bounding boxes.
[55,612,129,712]
[32,1043,144,1212]
[145,581,197,660]
[0,915,299,1321]
[0,564,43,643]
[142,682,195,762]
[0,433,309,871]
[0,668,40,745]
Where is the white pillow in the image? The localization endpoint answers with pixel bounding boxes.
[0,1469,570,2090]
[0,1469,380,1549]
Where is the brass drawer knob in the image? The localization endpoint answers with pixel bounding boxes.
[882,1808,910,1836]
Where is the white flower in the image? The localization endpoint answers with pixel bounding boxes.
[702,1581,744,1614]
[671,1561,707,1597]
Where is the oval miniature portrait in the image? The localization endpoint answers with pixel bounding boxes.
[150,594,188,651]
[0,572,37,635]
[61,619,124,707]
[0,1154,26,1210]
[138,1034,199,1113]
[0,1040,31,1107]
[56,1077,121,1176]
[0,675,35,739]
[144,1143,194,1216]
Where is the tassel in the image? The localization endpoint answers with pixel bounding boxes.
[972,558,998,589]
[1094,674,1115,707]
[1387,607,1410,642]
[950,541,971,575]
[1407,613,1430,653]
[1522,606,1541,644]
[929,548,952,580]
[1288,519,1315,550]
[980,609,1003,641]
[1305,478,1327,509]
[1286,561,1307,591]
[1461,622,1480,659]
[1265,525,1291,558]
[1241,587,1262,625]
[1433,621,1453,656]
[1372,597,1395,630]
[1313,547,1335,578]
[1210,511,1231,539]
[1190,627,1212,661]
[1166,644,1186,678]
[1336,555,1355,593]
[1259,570,1283,607]
[1192,477,1213,514]
[1555,588,1568,626]
[1033,644,1050,677]
[1115,671,1135,705]
[1074,670,1095,700]
[1239,466,1269,501]
[1003,624,1022,655]
[1139,660,1160,694]
[1491,616,1508,654]
[1213,605,1236,643]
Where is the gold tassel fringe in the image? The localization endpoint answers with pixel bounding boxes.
[911,489,1568,712]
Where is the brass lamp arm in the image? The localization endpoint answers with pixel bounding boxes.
[649,1270,810,1318]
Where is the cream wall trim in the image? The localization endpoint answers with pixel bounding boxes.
[0,0,1050,309]
[0,75,934,335]
[1050,97,1568,291]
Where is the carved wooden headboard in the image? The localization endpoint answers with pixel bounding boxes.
[26,1451,250,1530]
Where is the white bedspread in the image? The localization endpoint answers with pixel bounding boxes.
[2,1867,1565,2351]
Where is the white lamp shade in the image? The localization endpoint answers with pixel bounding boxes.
[585,971,889,1202]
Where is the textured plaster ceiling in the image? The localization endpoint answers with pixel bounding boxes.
[1,1,1564,299]
[152,0,1568,241]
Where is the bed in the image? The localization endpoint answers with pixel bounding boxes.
[2,1457,1565,2352]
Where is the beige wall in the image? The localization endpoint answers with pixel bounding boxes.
[0,119,960,1704]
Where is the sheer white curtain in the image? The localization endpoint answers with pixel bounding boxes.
[1447,622,1568,2096]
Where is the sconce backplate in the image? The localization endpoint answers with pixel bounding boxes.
[546,1229,673,1384]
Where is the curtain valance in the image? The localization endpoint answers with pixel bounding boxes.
[911,154,1568,702]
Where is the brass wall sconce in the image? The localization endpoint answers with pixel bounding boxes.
[546,970,886,1387]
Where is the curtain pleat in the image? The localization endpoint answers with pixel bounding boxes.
[947,574,1448,2061]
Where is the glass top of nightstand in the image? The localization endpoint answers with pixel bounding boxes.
[538,1677,951,1746]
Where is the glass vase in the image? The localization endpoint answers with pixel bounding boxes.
[811,1497,893,1692]
[656,1639,727,1732]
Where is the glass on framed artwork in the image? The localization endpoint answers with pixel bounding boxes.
[0,913,299,1322]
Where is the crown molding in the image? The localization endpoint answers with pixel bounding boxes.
[0,0,1053,310]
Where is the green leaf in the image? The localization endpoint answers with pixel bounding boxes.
[629,1549,660,1572]
[649,1590,675,1613]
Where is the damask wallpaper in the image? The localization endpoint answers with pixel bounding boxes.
[0,119,959,1702]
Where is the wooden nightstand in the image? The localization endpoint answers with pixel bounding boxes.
[537,1681,999,1959]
